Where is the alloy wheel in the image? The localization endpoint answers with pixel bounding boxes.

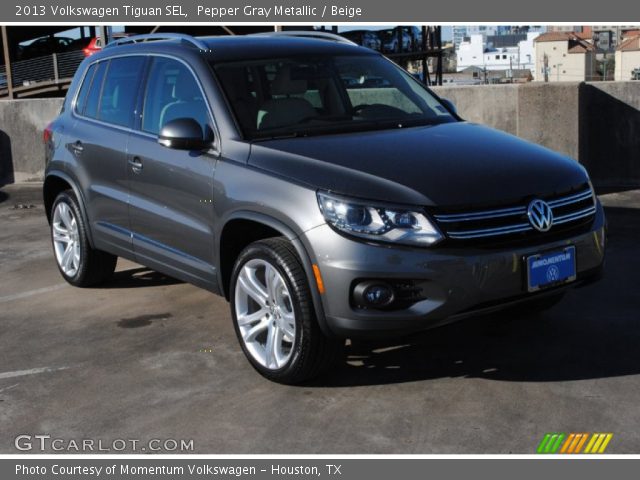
[234,258,296,370]
[52,201,81,277]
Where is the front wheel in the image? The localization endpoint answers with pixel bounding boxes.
[230,238,342,384]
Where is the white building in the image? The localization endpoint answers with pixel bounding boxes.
[615,35,640,81]
[453,25,545,50]
[533,32,597,82]
[453,26,499,50]
[456,32,540,73]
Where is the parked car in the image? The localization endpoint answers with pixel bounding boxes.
[78,33,132,57]
[378,27,412,53]
[44,33,605,384]
[341,30,382,51]
[18,36,75,60]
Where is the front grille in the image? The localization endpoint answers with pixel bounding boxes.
[433,186,596,244]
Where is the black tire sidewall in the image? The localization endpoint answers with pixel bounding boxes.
[230,241,311,381]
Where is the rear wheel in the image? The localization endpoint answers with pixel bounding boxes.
[230,237,342,384]
[50,190,117,287]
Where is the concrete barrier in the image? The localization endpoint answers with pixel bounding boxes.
[0,82,638,187]
[433,81,640,187]
[0,98,63,185]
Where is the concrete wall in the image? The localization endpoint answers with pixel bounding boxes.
[0,98,63,185]
[433,81,640,187]
[0,82,639,187]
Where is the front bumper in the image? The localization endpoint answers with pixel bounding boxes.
[301,201,606,338]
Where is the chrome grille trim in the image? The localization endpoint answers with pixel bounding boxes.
[447,223,533,239]
[434,187,596,241]
[434,206,526,223]
[553,206,597,225]
[547,189,593,208]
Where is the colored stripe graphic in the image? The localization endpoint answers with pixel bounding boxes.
[584,433,613,454]
[538,433,613,454]
[560,433,589,453]
[537,433,565,453]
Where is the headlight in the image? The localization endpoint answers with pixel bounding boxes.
[317,192,443,246]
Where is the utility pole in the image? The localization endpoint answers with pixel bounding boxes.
[543,53,549,82]
[509,56,513,83]
[1,26,13,99]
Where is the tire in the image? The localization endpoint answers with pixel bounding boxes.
[50,190,117,287]
[230,237,343,384]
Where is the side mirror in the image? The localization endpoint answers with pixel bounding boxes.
[441,98,457,115]
[158,118,212,151]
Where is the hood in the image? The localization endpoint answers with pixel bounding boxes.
[248,122,589,207]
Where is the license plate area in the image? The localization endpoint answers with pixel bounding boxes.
[526,246,576,292]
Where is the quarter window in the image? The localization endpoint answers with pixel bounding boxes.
[83,62,107,119]
[141,57,210,136]
[75,63,96,115]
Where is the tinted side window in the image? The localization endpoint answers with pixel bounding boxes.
[97,56,146,127]
[142,57,209,135]
[84,62,107,119]
[75,63,96,115]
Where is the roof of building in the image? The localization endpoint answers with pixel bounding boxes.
[617,35,640,52]
[534,32,596,53]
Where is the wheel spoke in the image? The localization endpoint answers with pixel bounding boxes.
[73,243,81,269]
[273,326,285,367]
[61,243,74,272]
[264,323,278,368]
[243,318,269,342]
[237,308,269,326]
[53,228,70,244]
[280,312,296,339]
[238,269,268,308]
[59,204,74,229]
[266,264,281,302]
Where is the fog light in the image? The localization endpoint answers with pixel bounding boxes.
[353,281,395,308]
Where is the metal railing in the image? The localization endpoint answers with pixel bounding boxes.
[0,49,84,98]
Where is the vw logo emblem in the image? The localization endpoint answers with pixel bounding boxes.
[527,199,554,232]
[546,265,560,282]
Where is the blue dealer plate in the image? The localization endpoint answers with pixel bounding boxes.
[526,246,576,292]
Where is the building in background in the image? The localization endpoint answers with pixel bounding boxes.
[546,25,639,52]
[591,26,640,52]
[533,32,597,81]
[453,25,545,50]
[456,32,540,78]
[615,34,640,80]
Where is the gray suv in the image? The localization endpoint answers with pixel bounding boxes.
[43,33,606,383]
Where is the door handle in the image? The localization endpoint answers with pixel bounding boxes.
[128,157,143,173]
[71,141,84,155]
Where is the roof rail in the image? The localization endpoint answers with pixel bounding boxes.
[104,33,208,51]
[250,31,358,46]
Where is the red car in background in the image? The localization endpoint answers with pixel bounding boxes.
[81,33,132,56]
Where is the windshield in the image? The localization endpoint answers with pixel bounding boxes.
[213,54,456,140]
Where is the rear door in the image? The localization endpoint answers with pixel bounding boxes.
[69,56,146,256]
[126,56,218,289]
